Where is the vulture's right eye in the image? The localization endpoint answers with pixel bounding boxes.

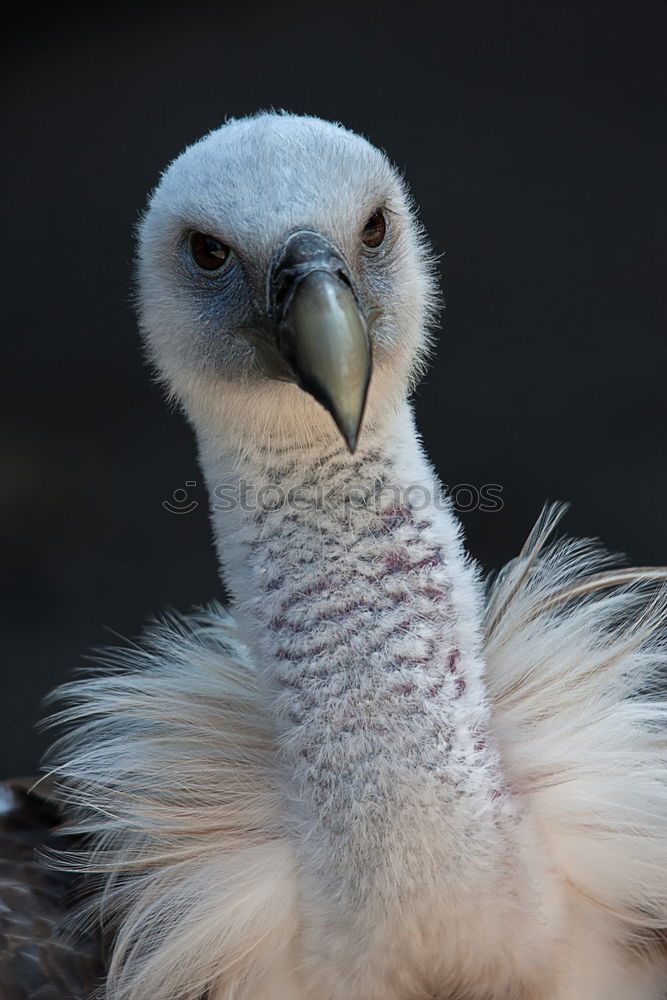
[189,232,231,272]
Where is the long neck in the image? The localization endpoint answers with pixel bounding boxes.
[197,401,502,904]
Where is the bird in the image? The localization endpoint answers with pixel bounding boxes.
[1,111,666,1000]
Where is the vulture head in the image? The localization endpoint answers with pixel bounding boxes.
[136,113,437,452]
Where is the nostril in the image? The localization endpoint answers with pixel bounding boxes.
[273,270,293,317]
[336,269,352,290]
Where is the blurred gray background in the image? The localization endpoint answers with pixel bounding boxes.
[2,0,665,775]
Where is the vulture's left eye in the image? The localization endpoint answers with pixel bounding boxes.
[189,232,231,272]
[361,210,386,249]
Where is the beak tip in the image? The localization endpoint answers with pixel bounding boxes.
[344,432,358,454]
[338,412,364,453]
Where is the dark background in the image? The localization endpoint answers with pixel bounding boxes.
[2,1,665,775]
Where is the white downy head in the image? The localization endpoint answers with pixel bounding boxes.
[136,112,438,454]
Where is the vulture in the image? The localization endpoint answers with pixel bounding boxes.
[2,112,667,1000]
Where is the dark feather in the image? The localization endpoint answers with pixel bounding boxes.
[0,778,104,999]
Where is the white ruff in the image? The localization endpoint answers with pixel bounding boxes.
[46,402,667,1000]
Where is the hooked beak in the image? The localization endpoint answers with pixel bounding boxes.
[260,231,372,452]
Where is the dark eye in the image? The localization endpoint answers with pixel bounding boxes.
[189,232,231,272]
[361,209,386,249]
